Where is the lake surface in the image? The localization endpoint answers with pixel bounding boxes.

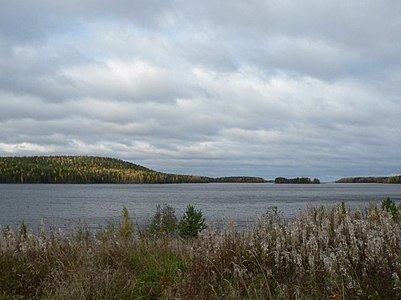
[1,183,401,231]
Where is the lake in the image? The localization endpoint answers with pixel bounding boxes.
[1,183,401,231]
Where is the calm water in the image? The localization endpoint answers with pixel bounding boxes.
[1,183,401,230]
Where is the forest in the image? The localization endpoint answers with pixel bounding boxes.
[336,175,401,183]
[0,156,211,184]
[212,176,267,183]
[0,156,267,184]
[274,177,321,184]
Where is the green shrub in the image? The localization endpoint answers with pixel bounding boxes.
[129,248,186,298]
[381,197,398,217]
[147,204,178,237]
[178,205,207,238]
[119,206,134,241]
[96,207,134,242]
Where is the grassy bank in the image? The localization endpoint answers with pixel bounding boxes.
[1,202,401,299]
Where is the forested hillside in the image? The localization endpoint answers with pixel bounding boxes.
[336,175,401,183]
[0,156,211,184]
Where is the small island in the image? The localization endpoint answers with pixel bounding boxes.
[212,176,267,183]
[336,175,401,184]
[274,177,320,184]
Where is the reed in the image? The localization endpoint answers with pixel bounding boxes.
[1,202,400,299]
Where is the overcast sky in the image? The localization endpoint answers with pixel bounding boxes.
[1,0,401,181]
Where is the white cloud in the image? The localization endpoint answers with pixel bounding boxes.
[62,60,182,102]
[0,142,55,153]
[0,0,400,180]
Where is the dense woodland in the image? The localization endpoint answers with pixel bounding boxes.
[275,177,321,184]
[212,176,267,183]
[0,156,267,184]
[336,175,401,183]
[0,156,211,184]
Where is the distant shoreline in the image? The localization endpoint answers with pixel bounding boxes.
[336,175,401,184]
[0,156,268,184]
[3,155,398,185]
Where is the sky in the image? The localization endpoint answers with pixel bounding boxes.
[0,0,401,181]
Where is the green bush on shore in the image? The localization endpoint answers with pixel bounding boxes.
[145,204,179,237]
[1,199,401,299]
[178,204,207,238]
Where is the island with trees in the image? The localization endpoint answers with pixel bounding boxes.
[274,177,320,184]
[212,176,267,183]
[336,175,401,184]
[0,156,268,184]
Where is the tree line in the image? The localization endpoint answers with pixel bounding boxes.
[0,156,270,184]
[212,176,267,183]
[336,175,401,184]
[0,156,210,184]
[274,177,321,184]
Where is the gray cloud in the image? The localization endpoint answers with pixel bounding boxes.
[0,0,401,181]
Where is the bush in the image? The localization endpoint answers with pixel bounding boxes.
[381,197,398,217]
[178,205,207,238]
[147,204,178,237]
[97,206,135,241]
[118,206,134,241]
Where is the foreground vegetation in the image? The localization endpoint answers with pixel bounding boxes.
[336,175,401,184]
[0,156,267,184]
[1,200,401,299]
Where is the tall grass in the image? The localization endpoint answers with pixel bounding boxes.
[1,202,401,299]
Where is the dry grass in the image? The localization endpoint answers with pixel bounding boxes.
[1,203,401,299]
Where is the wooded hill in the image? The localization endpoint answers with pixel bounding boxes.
[336,175,401,184]
[0,156,267,184]
[0,156,210,184]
